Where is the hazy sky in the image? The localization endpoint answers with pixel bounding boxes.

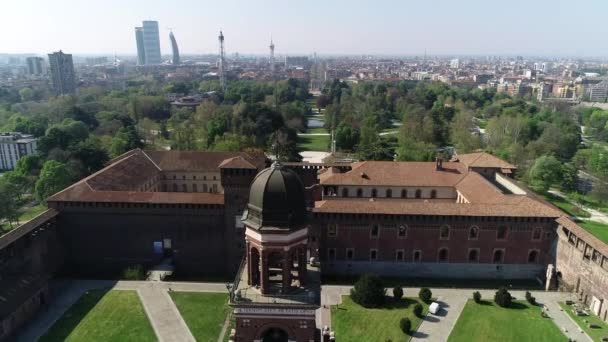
[2,0,607,56]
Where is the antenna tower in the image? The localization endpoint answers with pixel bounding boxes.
[269,35,275,74]
[218,30,226,91]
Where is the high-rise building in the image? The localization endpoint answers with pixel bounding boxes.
[169,31,180,65]
[450,58,460,69]
[135,27,146,65]
[142,21,161,65]
[48,51,76,95]
[0,132,37,170]
[25,57,45,75]
[588,81,608,102]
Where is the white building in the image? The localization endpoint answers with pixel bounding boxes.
[450,58,460,69]
[0,133,37,170]
[588,81,608,102]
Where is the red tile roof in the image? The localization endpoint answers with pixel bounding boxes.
[457,152,516,170]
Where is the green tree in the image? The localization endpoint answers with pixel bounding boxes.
[399,317,411,335]
[393,287,403,300]
[450,110,481,153]
[413,303,423,318]
[19,87,35,102]
[70,136,110,174]
[527,155,563,192]
[494,287,512,308]
[334,121,359,151]
[34,160,73,202]
[109,126,144,157]
[350,274,386,308]
[0,182,20,230]
[418,288,432,303]
[560,163,578,192]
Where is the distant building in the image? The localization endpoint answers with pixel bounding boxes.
[25,57,45,75]
[47,51,76,95]
[169,31,180,65]
[135,27,146,65]
[85,57,108,66]
[588,81,608,102]
[0,132,37,170]
[450,58,460,69]
[142,21,161,65]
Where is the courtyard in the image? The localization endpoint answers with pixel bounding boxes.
[169,291,230,342]
[560,302,608,342]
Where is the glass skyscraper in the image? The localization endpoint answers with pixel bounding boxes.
[135,27,146,66]
[142,21,161,65]
[169,31,180,65]
[48,51,75,95]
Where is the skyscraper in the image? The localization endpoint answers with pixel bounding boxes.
[25,57,45,75]
[48,51,75,95]
[169,31,180,65]
[142,21,161,65]
[135,27,146,65]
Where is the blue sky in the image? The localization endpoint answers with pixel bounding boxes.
[1,0,607,56]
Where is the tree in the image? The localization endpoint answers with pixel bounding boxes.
[413,303,423,318]
[171,122,197,151]
[19,87,35,102]
[0,182,20,229]
[34,160,73,202]
[70,136,109,174]
[525,291,536,305]
[473,291,482,303]
[350,273,386,308]
[418,288,432,303]
[399,317,411,335]
[527,155,563,192]
[335,121,360,151]
[393,287,403,300]
[494,287,512,308]
[109,126,144,157]
[560,163,578,192]
[450,110,482,153]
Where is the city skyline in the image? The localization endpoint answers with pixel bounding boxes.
[2,0,608,56]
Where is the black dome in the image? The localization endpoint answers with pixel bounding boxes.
[242,163,307,231]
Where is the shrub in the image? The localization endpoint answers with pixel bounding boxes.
[350,273,386,308]
[494,287,512,308]
[473,291,482,303]
[413,303,423,318]
[525,291,536,305]
[400,317,411,334]
[393,287,404,300]
[122,264,145,280]
[418,287,432,303]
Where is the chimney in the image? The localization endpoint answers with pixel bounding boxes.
[436,155,443,171]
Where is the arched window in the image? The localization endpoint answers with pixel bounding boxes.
[415,189,422,198]
[413,250,422,262]
[357,188,363,197]
[370,225,379,238]
[430,190,437,199]
[401,189,407,198]
[172,183,178,192]
[493,249,504,263]
[395,250,404,261]
[440,225,450,239]
[328,248,336,260]
[386,189,392,198]
[342,188,349,198]
[438,248,448,262]
[532,228,541,240]
[528,250,539,263]
[398,225,407,238]
[371,188,377,198]
[468,249,479,262]
[469,226,479,240]
[497,226,507,240]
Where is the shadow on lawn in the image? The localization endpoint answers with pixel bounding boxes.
[39,289,109,342]
[382,297,419,309]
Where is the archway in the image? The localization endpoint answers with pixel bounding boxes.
[261,327,289,342]
[250,247,260,286]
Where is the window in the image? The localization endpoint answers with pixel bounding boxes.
[172,183,178,192]
[346,248,354,260]
[440,225,450,240]
[493,249,504,263]
[415,189,422,198]
[182,184,187,192]
[357,188,363,197]
[203,184,208,192]
[370,249,378,261]
[173,175,176,180]
[371,188,377,198]
[430,190,437,199]
[532,228,541,241]
[528,250,539,263]
[413,250,422,262]
[193,184,198,192]
[468,249,479,262]
[401,189,407,198]
[396,250,404,261]
[469,226,479,240]
[386,189,392,198]
[370,225,379,238]
[438,248,448,262]
[193,175,196,180]
[327,223,337,237]
[212,184,218,192]
[497,226,507,240]
[398,225,407,238]
[328,248,336,261]
[342,188,349,197]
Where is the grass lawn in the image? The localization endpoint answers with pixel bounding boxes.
[307,127,328,134]
[578,221,608,244]
[1,203,48,234]
[543,193,590,218]
[40,290,156,342]
[448,300,566,342]
[298,135,330,151]
[332,296,428,342]
[169,292,229,342]
[559,302,608,341]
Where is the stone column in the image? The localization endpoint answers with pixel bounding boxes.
[282,250,292,293]
[260,250,269,294]
[299,247,307,287]
[246,242,252,286]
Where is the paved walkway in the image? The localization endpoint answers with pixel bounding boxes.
[320,286,589,341]
[16,279,228,342]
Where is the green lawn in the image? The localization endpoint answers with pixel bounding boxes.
[307,127,328,134]
[543,193,590,218]
[1,203,48,233]
[559,302,608,341]
[332,296,428,342]
[578,221,608,244]
[169,292,229,342]
[298,135,330,151]
[40,290,156,342]
[448,300,566,342]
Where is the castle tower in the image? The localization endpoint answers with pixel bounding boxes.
[229,162,320,342]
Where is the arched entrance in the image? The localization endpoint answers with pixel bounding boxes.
[261,327,289,342]
[250,247,260,286]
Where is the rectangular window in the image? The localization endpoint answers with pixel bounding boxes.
[413,250,422,262]
[398,225,407,238]
[346,248,354,260]
[395,249,404,261]
[370,225,379,238]
[370,249,378,261]
[327,224,337,237]
[328,248,336,261]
